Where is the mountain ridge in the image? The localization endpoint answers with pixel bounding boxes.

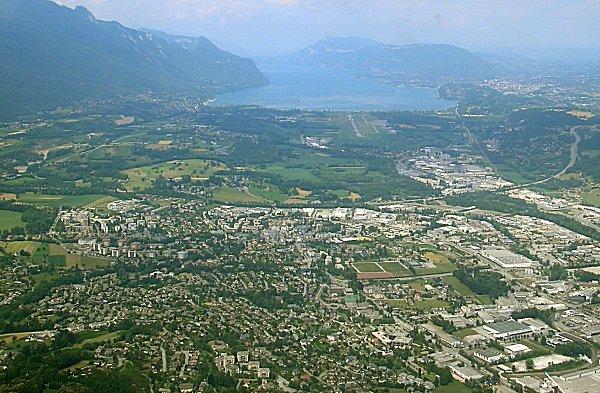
[0,0,268,116]
[286,37,496,82]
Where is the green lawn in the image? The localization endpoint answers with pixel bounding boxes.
[262,165,322,183]
[353,262,384,273]
[213,187,266,204]
[0,210,24,231]
[123,159,226,190]
[434,382,472,393]
[583,188,600,208]
[378,262,412,277]
[248,184,290,203]
[76,331,121,347]
[415,261,456,275]
[384,299,450,310]
[16,193,107,208]
[0,241,40,255]
[443,276,475,296]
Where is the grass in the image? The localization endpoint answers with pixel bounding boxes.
[415,261,456,275]
[76,331,121,347]
[353,262,384,273]
[0,210,24,230]
[384,299,450,310]
[84,195,118,209]
[442,275,493,304]
[123,159,226,190]
[16,193,107,208]
[443,276,475,296]
[28,243,111,269]
[213,187,266,204]
[424,251,449,263]
[262,165,322,183]
[456,328,477,338]
[248,184,289,203]
[434,382,472,393]
[378,262,412,277]
[0,241,40,255]
[582,188,600,208]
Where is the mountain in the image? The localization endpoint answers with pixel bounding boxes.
[0,0,268,116]
[287,37,495,82]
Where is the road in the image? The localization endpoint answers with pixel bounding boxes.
[55,133,144,163]
[557,126,581,178]
[0,330,56,339]
[514,126,581,189]
[160,346,167,373]
[455,106,582,190]
[455,106,494,168]
[348,115,364,138]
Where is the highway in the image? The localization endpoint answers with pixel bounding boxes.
[514,126,582,189]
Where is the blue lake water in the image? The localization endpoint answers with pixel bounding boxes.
[213,63,457,111]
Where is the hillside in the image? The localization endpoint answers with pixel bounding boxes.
[0,0,268,116]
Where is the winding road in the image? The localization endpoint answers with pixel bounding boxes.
[518,125,582,189]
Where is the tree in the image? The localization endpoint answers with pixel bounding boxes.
[526,359,534,370]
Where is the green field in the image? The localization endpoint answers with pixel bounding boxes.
[384,299,450,310]
[415,261,456,275]
[16,193,107,208]
[378,262,412,277]
[0,241,40,255]
[0,210,24,231]
[248,184,290,203]
[262,165,322,183]
[353,262,384,273]
[18,243,111,269]
[213,186,267,204]
[76,331,121,347]
[123,159,226,190]
[434,382,473,393]
[443,276,475,296]
[47,244,111,269]
[354,260,445,278]
[443,276,493,304]
[583,188,600,207]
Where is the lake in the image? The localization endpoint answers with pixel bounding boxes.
[213,63,457,111]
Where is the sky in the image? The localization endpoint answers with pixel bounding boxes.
[54,0,600,57]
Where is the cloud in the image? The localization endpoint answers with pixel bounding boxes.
[52,0,600,55]
[56,0,303,20]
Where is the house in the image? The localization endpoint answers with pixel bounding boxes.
[483,320,533,340]
[474,348,505,364]
[237,351,249,363]
[258,368,270,379]
[448,364,484,383]
[179,383,194,393]
[504,343,531,358]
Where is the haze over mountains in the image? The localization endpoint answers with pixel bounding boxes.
[286,37,496,82]
[0,0,535,117]
[0,0,268,115]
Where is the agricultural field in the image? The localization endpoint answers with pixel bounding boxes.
[415,261,456,275]
[3,242,112,269]
[122,159,226,190]
[213,186,267,204]
[442,276,492,305]
[582,188,600,207]
[46,244,111,269]
[0,241,40,255]
[15,193,108,208]
[0,210,24,231]
[383,299,450,310]
[353,259,453,278]
[353,262,384,273]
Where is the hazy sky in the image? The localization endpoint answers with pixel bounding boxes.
[54,0,600,57]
